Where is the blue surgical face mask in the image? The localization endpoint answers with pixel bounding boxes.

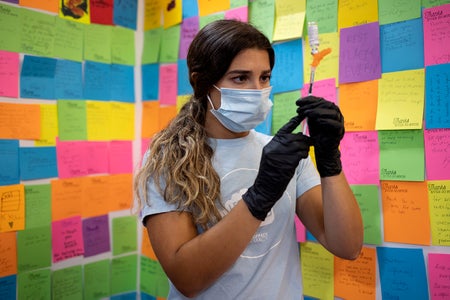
[207,85,273,133]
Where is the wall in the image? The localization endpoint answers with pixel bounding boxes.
[0,0,449,299]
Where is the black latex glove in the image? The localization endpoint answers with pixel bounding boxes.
[296,96,345,177]
[242,116,311,221]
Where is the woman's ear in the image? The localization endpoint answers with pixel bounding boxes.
[190,72,198,85]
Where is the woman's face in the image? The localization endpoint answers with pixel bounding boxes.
[208,48,271,109]
[205,48,272,138]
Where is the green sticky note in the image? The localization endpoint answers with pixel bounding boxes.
[271,90,301,135]
[52,265,83,300]
[306,0,338,34]
[57,100,87,141]
[112,26,135,66]
[0,3,21,52]
[351,185,383,245]
[20,9,55,57]
[111,254,137,295]
[54,18,85,62]
[379,129,425,181]
[17,225,52,272]
[84,259,110,300]
[378,0,421,25]
[140,256,169,298]
[199,13,225,30]
[112,215,137,255]
[18,268,51,300]
[231,0,247,8]
[84,23,112,63]
[160,25,181,63]
[249,0,275,43]
[25,184,51,229]
[142,27,163,64]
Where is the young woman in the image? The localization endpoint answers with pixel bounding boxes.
[135,19,363,299]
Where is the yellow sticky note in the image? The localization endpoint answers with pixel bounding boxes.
[273,0,306,41]
[375,69,424,130]
[163,0,182,28]
[86,101,111,141]
[300,241,334,300]
[303,32,339,86]
[338,0,378,29]
[198,0,230,17]
[0,184,25,232]
[176,95,191,113]
[110,102,135,140]
[59,0,90,24]
[144,0,162,31]
[36,104,58,146]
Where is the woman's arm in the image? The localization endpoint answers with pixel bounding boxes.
[145,200,260,298]
[296,172,363,260]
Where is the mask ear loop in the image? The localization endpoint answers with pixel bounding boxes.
[207,94,217,110]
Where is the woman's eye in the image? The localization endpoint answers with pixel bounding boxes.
[261,75,271,82]
[232,75,248,83]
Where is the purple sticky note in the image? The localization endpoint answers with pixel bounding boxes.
[339,22,381,84]
[179,16,199,60]
[83,215,110,257]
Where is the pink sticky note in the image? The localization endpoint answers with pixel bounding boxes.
[159,64,178,105]
[424,128,450,180]
[56,139,89,178]
[109,141,133,174]
[52,215,84,263]
[301,78,337,104]
[294,215,306,242]
[179,16,199,60]
[0,50,19,98]
[340,131,380,185]
[423,3,450,66]
[428,253,450,300]
[225,6,248,22]
[85,141,109,175]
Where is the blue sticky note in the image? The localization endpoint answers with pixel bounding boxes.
[19,147,58,180]
[141,293,157,300]
[20,55,57,99]
[111,64,135,102]
[182,0,199,19]
[377,247,429,300]
[142,63,159,100]
[306,230,317,242]
[425,62,450,129]
[84,61,111,101]
[0,275,16,299]
[0,139,19,185]
[113,0,137,30]
[271,39,303,94]
[177,59,192,95]
[380,18,424,73]
[55,59,83,99]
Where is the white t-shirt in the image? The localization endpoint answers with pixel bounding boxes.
[140,130,321,299]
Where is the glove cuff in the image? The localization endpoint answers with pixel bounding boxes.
[242,186,269,221]
[315,148,342,177]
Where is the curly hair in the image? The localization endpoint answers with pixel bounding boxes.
[134,19,275,230]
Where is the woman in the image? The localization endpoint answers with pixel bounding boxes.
[135,19,363,299]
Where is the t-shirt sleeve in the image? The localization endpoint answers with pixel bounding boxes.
[139,152,183,225]
[296,155,321,197]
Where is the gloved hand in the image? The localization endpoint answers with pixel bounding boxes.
[296,96,344,177]
[242,116,311,221]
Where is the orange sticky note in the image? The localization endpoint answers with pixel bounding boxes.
[141,227,157,260]
[0,184,25,232]
[198,0,230,17]
[142,101,160,138]
[109,174,133,212]
[83,175,110,218]
[159,105,177,130]
[381,181,431,245]
[51,177,84,221]
[334,246,376,300]
[339,80,378,132]
[19,0,58,13]
[0,103,41,139]
[0,231,17,277]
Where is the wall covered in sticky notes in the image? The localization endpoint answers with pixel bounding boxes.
[0,0,449,299]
